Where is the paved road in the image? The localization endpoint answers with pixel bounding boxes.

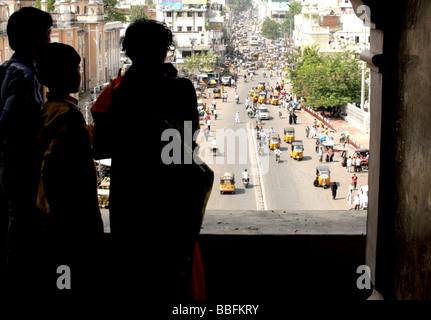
[199,64,369,212]
[196,74,259,210]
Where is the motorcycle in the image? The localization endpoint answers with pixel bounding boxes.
[275,150,281,163]
[242,178,249,188]
[209,146,218,157]
[247,109,254,118]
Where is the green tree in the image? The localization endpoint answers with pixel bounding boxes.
[289,45,361,109]
[226,0,253,14]
[129,5,150,23]
[145,0,155,8]
[35,0,55,12]
[261,17,281,40]
[281,1,302,38]
[104,0,127,22]
[184,51,217,74]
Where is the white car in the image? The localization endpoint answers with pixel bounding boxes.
[221,76,232,86]
[359,185,368,209]
[257,106,270,120]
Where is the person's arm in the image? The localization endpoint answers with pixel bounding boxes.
[90,77,124,159]
[1,66,38,141]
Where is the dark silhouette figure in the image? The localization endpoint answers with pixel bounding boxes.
[91,19,214,299]
[0,7,52,294]
[331,182,338,200]
[36,43,104,293]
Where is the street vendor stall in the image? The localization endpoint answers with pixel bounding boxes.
[322,139,335,151]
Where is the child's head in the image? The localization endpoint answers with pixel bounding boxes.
[37,43,81,94]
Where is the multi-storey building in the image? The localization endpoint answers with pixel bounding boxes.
[156,0,228,66]
[293,0,369,53]
[0,0,123,93]
[47,0,122,91]
[0,1,10,64]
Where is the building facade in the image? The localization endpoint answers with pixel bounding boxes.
[0,1,10,64]
[47,0,123,92]
[156,0,228,67]
[293,0,370,54]
[0,0,123,93]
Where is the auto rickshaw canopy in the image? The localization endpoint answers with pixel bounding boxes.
[292,140,303,151]
[220,172,235,182]
[316,165,330,176]
[354,148,369,155]
[284,126,295,134]
[270,134,280,141]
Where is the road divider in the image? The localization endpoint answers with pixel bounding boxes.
[248,122,267,210]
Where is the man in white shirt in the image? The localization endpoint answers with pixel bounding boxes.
[242,169,249,183]
[356,156,362,172]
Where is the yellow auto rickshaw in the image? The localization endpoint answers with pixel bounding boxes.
[253,91,259,101]
[220,172,235,194]
[249,86,257,97]
[213,87,221,98]
[208,79,217,87]
[284,126,295,143]
[267,63,273,70]
[258,92,266,104]
[257,81,265,91]
[291,140,304,160]
[269,134,281,150]
[314,165,331,188]
[270,94,279,105]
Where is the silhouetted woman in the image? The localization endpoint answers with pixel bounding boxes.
[91,19,213,300]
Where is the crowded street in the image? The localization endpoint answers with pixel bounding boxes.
[196,34,369,213]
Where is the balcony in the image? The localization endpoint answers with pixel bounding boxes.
[100,209,368,300]
[198,210,367,300]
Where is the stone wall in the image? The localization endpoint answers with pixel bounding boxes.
[341,103,370,132]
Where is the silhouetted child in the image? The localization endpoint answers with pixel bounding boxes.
[36,43,103,293]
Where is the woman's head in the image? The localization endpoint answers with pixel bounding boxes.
[122,18,175,64]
